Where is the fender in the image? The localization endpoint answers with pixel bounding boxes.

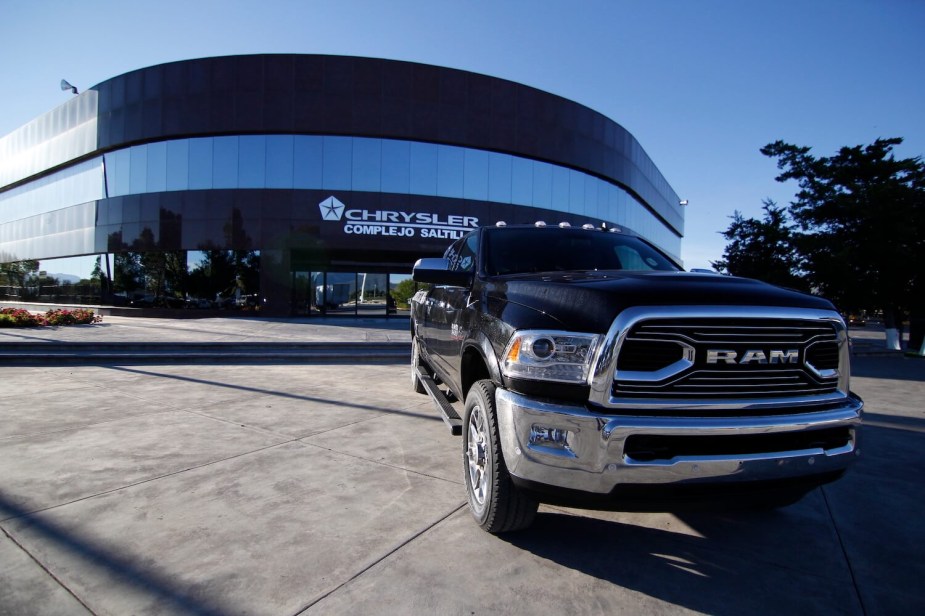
[460,328,504,398]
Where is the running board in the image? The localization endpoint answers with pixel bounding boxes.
[416,365,462,435]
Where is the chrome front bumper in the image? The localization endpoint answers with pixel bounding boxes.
[495,388,863,495]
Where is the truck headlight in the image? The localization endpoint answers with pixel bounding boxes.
[501,330,601,384]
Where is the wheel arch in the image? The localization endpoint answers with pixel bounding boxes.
[460,332,503,402]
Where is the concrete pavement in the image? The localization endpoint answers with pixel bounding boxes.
[0,317,923,615]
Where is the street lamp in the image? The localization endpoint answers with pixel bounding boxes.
[60,79,78,95]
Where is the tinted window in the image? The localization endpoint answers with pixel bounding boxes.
[444,232,479,272]
[484,228,678,276]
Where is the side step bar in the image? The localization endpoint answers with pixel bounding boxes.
[416,365,462,435]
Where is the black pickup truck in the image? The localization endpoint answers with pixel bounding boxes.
[410,222,863,533]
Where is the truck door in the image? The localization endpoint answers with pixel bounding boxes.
[440,233,479,387]
[421,234,477,391]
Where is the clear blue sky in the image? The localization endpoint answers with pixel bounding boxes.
[2,0,923,271]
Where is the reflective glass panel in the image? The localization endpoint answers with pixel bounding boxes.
[357,272,387,316]
[114,149,131,197]
[487,152,512,204]
[293,136,322,189]
[531,161,552,208]
[511,157,532,205]
[551,166,569,209]
[436,145,464,198]
[319,272,356,315]
[166,140,189,191]
[409,142,437,196]
[213,136,239,189]
[584,175,598,217]
[238,136,266,189]
[568,169,584,214]
[322,137,351,190]
[129,145,147,194]
[291,271,315,315]
[381,139,410,193]
[388,272,413,317]
[146,141,167,193]
[463,149,489,201]
[188,138,213,189]
[266,135,294,188]
[352,138,381,191]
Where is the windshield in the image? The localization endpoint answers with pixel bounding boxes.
[483,227,680,276]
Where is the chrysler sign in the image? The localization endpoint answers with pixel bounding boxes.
[319,196,478,239]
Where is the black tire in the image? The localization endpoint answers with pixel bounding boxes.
[462,380,538,533]
[411,337,427,394]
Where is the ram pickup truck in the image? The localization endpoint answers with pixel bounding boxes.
[410,222,863,533]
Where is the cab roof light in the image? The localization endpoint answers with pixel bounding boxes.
[581,223,595,230]
[535,221,547,227]
[495,221,507,227]
[558,222,571,228]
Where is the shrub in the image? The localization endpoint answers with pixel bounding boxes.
[0,307,102,327]
[44,308,102,326]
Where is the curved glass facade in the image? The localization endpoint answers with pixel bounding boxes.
[0,135,680,257]
[1,54,685,316]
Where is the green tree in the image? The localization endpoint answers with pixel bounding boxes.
[712,199,807,291]
[113,252,144,296]
[390,278,425,309]
[187,250,259,302]
[761,138,925,338]
[0,259,39,290]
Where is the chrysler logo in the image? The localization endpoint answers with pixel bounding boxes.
[706,349,799,365]
[319,196,346,221]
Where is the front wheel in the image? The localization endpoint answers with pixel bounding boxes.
[463,380,538,533]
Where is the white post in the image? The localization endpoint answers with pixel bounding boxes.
[885,328,902,351]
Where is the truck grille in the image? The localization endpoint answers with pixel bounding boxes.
[613,318,841,400]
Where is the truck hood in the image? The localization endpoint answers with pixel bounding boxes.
[484,271,835,332]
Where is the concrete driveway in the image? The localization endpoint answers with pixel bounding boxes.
[1,353,923,615]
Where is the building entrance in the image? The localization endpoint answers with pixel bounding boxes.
[290,271,417,317]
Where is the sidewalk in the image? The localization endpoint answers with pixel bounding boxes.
[0,314,411,344]
[1,315,923,614]
[0,315,412,364]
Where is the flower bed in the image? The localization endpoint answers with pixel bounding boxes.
[0,307,103,328]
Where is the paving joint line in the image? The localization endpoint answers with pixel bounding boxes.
[0,524,100,616]
[298,439,464,487]
[291,502,466,615]
[0,439,302,524]
[821,485,868,615]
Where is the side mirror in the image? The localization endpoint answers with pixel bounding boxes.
[412,258,473,287]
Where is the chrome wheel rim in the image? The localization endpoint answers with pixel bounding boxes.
[466,405,489,506]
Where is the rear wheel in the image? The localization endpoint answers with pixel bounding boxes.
[411,337,427,394]
[463,380,538,533]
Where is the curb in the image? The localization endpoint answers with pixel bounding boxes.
[0,341,411,365]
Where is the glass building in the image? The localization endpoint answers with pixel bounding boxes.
[0,54,684,317]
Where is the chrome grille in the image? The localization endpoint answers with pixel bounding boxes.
[613,318,840,399]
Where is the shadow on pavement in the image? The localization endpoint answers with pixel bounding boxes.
[0,495,226,616]
[500,417,922,616]
[105,366,441,424]
[501,508,856,616]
